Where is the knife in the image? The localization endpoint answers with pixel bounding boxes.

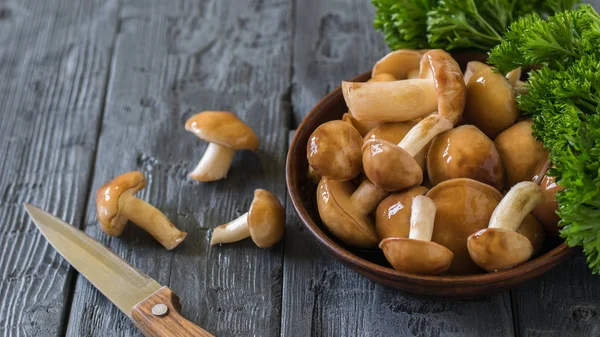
[23,203,214,337]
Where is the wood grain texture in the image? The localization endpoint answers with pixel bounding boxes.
[282,131,515,337]
[0,0,118,336]
[64,0,292,336]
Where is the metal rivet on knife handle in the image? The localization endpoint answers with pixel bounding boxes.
[152,304,168,316]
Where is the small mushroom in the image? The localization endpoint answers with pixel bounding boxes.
[343,50,466,124]
[372,49,423,80]
[505,67,527,94]
[307,120,363,181]
[463,61,490,84]
[363,121,428,171]
[96,171,187,250]
[368,73,397,82]
[464,67,518,139]
[495,120,549,187]
[531,174,564,237]
[342,112,382,137]
[427,125,505,191]
[185,111,259,182]
[210,189,285,248]
[380,196,454,275]
[316,178,388,248]
[375,186,429,240]
[426,178,503,274]
[467,182,544,272]
[363,115,453,191]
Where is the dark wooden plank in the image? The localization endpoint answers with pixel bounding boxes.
[282,131,515,337]
[64,0,292,336]
[0,0,118,335]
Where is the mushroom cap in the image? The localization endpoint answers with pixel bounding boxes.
[96,171,146,236]
[419,50,466,125]
[307,120,363,181]
[495,120,549,187]
[517,214,546,255]
[531,175,563,237]
[364,122,428,171]
[372,49,423,80]
[426,178,502,274]
[342,112,382,137]
[464,67,518,139]
[463,61,490,85]
[427,125,505,191]
[248,189,285,248]
[379,238,454,275]
[316,178,379,248]
[185,111,259,150]
[467,228,534,272]
[362,138,423,192]
[375,186,429,240]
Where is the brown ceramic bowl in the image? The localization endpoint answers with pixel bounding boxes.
[286,52,573,299]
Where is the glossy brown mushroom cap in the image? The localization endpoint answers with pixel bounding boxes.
[372,49,423,79]
[380,238,454,275]
[426,178,502,274]
[495,120,549,187]
[96,171,146,236]
[517,214,546,255]
[362,139,423,192]
[464,68,518,139]
[248,189,285,248]
[463,61,490,84]
[185,111,259,150]
[427,125,505,191]
[531,175,563,237]
[342,112,382,137]
[307,120,363,181]
[316,179,379,248]
[364,122,428,171]
[419,50,466,124]
[375,187,429,240]
[467,228,534,272]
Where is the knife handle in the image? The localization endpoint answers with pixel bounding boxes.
[132,286,214,337]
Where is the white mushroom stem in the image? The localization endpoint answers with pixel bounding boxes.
[506,68,522,87]
[409,195,437,242]
[489,182,544,232]
[210,212,250,245]
[398,115,453,157]
[342,80,438,122]
[350,180,389,215]
[189,143,236,181]
[121,196,187,250]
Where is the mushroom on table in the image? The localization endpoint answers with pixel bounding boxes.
[211,189,285,248]
[380,195,454,275]
[185,111,259,182]
[96,171,187,250]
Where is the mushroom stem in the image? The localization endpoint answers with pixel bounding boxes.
[120,196,187,250]
[398,115,453,157]
[210,212,250,245]
[489,182,544,232]
[350,180,389,215]
[189,142,236,181]
[506,68,522,87]
[408,195,436,241]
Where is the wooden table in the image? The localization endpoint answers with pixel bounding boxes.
[1,1,599,336]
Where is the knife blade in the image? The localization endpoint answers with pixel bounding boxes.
[24,203,213,337]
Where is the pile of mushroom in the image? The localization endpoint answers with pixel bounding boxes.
[308,49,561,275]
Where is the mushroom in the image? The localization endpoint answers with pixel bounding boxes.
[343,50,466,124]
[372,49,423,80]
[185,111,259,182]
[495,120,549,187]
[463,61,490,84]
[464,67,518,139]
[379,195,454,275]
[307,120,363,181]
[316,178,388,248]
[96,171,187,250]
[210,189,285,248]
[342,112,382,137]
[368,73,397,82]
[363,121,428,171]
[426,178,503,274]
[427,125,505,191]
[375,186,429,240]
[506,67,527,94]
[467,182,544,272]
[531,174,564,237]
[363,115,453,191]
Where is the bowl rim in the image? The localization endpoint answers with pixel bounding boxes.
[286,71,574,288]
